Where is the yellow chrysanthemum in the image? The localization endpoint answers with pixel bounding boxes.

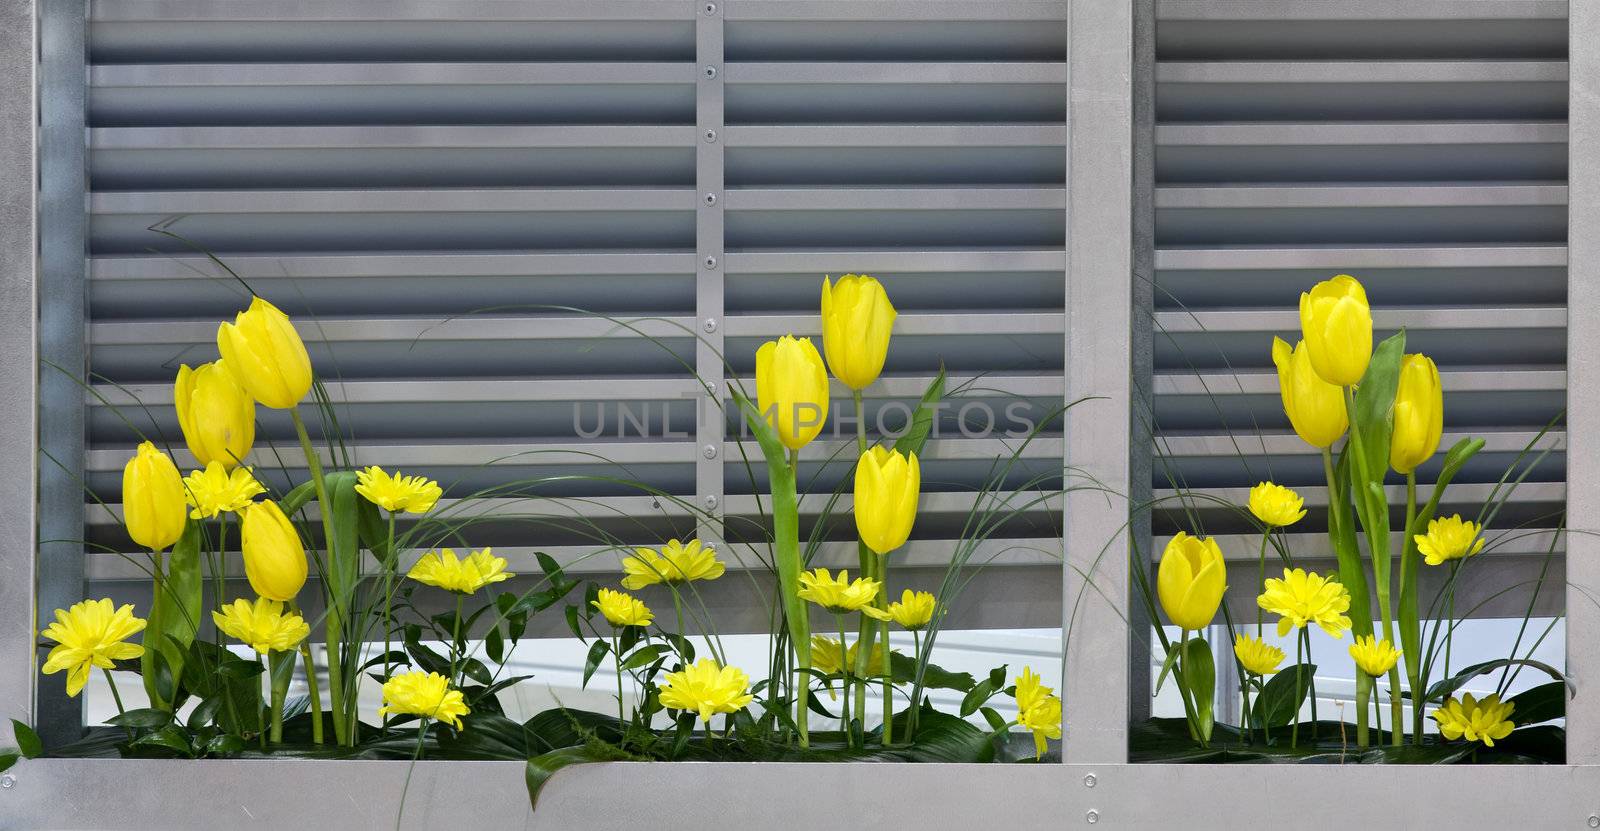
[879,589,937,630]
[184,461,265,519]
[1348,634,1401,677]
[658,658,755,723]
[212,597,310,655]
[809,635,887,677]
[798,567,883,615]
[620,538,725,590]
[1012,667,1062,759]
[1415,514,1486,566]
[40,599,147,697]
[406,547,514,595]
[354,465,442,514]
[378,670,471,729]
[592,588,654,628]
[1433,692,1515,747]
[1258,568,1353,639]
[1233,634,1285,676]
[1248,482,1306,528]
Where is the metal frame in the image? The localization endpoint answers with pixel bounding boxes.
[5,0,1600,827]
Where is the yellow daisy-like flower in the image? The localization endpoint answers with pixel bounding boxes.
[879,589,937,630]
[1415,514,1486,566]
[39,599,147,697]
[620,538,725,590]
[798,567,883,615]
[354,465,442,514]
[1248,481,1306,528]
[406,547,514,595]
[211,597,310,655]
[1433,692,1515,747]
[1012,667,1062,760]
[809,635,887,677]
[658,658,755,723]
[1348,634,1401,678]
[378,670,471,729]
[184,461,265,519]
[1258,567,1353,639]
[592,588,653,628]
[1233,634,1285,676]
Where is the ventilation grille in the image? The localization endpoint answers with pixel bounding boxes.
[1151,0,1568,616]
[83,1,1070,630]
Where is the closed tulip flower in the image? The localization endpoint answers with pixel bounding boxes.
[1390,353,1444,474]
[216,296,313,410]
[820,274,897,390]
[1272,337,1349,448]
[755,335,830,450]
[1157,532,1227,631]
[122,441,187,551]
[174,361,256,468]
[240,499,308,602]
[1298,274,1372,387]
[854,446,920,554]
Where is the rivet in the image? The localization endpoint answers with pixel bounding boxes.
[702,444,718,459]
[704,192,718,206]
[704,129,718,143]
[704,2,717,14]
[706,382,717,395]
[703,317,718,333]
[704,256,718,270]
[703,65,719,79]
[704,494,718,509]
[1588,815,1598,828]
[1085,810,1099,824]
[1,774,15,789]
[1083,773,1096,788]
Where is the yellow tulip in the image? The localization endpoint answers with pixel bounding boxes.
[1156,532,1227,631]
[1390,353,1444,474]
[240,499,308,602]
[216,296,313,410]
[820,274,897,390]
[1271,337,1349,448]
[755,335,830,450]
[122,441,187,551]
[174,361,256,468]
[1298,274,1372,386]
[854,446,920,554]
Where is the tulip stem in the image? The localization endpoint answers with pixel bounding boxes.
[1291,635,1303,749]
[837,614,854,746]
[1255,531,1270,638]
[613,632,627,727]
[290,601,324,745]
[268,650,292,744]
[290,407,348,746]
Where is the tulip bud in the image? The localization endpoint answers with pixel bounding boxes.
[854,446,920,554]
[1390,353,1443,474]
[1298,274,1372,387]
[1271,337,1349,448]
[240,500,308,602]
[755,335,830,451]
[216,296,313,409]
[174,361,256,468]
[122,441,187,551]
[1157,532,1227,631]
[820,274,897,390]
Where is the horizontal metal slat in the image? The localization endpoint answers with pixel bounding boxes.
[91,1,698,21]
[726,1,1067,22]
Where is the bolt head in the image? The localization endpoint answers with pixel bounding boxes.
[704,129,718,142]
[704,494,718,509]
[1588,816,1599,829]
[1083,773,1096,788]
[703,317,718,332]
[704,256,718,270]
[1085,810,1099,824]
[702,444,718,459]
[704,2,717,14]
[703,65,719,79]
[1,774,15,789]
[704,192,718,205]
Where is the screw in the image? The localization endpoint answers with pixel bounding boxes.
[702,444,718,459]
[1588,816,1598,828]
[1083,773,1096,788]
[704,255,718,270]
[1,774,14,789]
[703,65,718,79]
[704,129,718,142]
[1085,810,1099,824]
[704,494,718,509]
[704,2,717,13]
[706,382,717,395]
[704,192,718,206]
[703,317,718,333]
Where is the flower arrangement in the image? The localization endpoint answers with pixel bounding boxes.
[8,270,1074,794]
[1140,274,1567,763]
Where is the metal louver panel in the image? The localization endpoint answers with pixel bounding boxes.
[1151,0,1568,617]
[83,0,1071,632]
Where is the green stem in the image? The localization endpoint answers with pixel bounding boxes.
[288,601,324,745]
[1291,634,1302,749]
[449,593,465,687]
[1174,630,1203,745]
[613,632,626,727]
[848,390,876,737]
[1355,673,1371,747]
[268,651,292,744]
[838,614,853,746]
[905,629,921,743]
[102,668,134,740]
[1255,531,1270,637]
[382,510,397,696]
[783,446,810,748]
[291,407,348,745]
[1325,440,1370,748]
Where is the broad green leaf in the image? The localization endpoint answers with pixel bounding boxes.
[1182,638,1215,743]
[980,706,1009,732]
[1505,680,1566,727]
[186,697,223,731]
[1424,658,1565,704]
[355,496,393,567]
[959,679,995,717]
[131,725,193,757]
[522,707,625,754]
[323,471,363,619]
[278,480,317,517]
[9,720,41,758]
[889,653,975,691]
[581,639,608,688]
[107,707,172,729]
[144,520,202,710]
[0,753,18,774]
[527,745,636,811]
[485,622,505,664]
[1351,331,1406,487]
[621,644,670,671]
[1253,663,1317,729]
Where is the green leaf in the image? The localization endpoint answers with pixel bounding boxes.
[1182,638,1215,743]
[621,644,670,671]
[355,495,394,567]
[892,366,946,458]
[1399,436,1485,686]
[204,733,247,756]
[278,480,317,517]
[485,623,505,664]
[131,725,194,757]
[1424,658,1565,704]
[959,679,995,717]
[9,720,41,758]
[986,664,1007,690]
[1154,643,1182,696]
[522,707,625,754]
[1252,662,1317,729]
[0,753,18,774]
[107,707,173,729]
[526,745,634,811]
[186,697,223,731]
[888,652,974,691]
[535,552,564,581]
[323,471,364,622]
[1506,680,1566,727]
[979,707,1009,732]
[145,520,203,710]
[460,657,494,686]
[1351,330,1406,487]
[582,639,609,688]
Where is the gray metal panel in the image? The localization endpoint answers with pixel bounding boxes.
[696,1,726,540]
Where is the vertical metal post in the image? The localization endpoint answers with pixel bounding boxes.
[0,0,41,748]
[34,0,89,746]
[695,1,726,545]
[1127,0,1157,726]
[1063,0,1134,763]
[1566,0,1599,765]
